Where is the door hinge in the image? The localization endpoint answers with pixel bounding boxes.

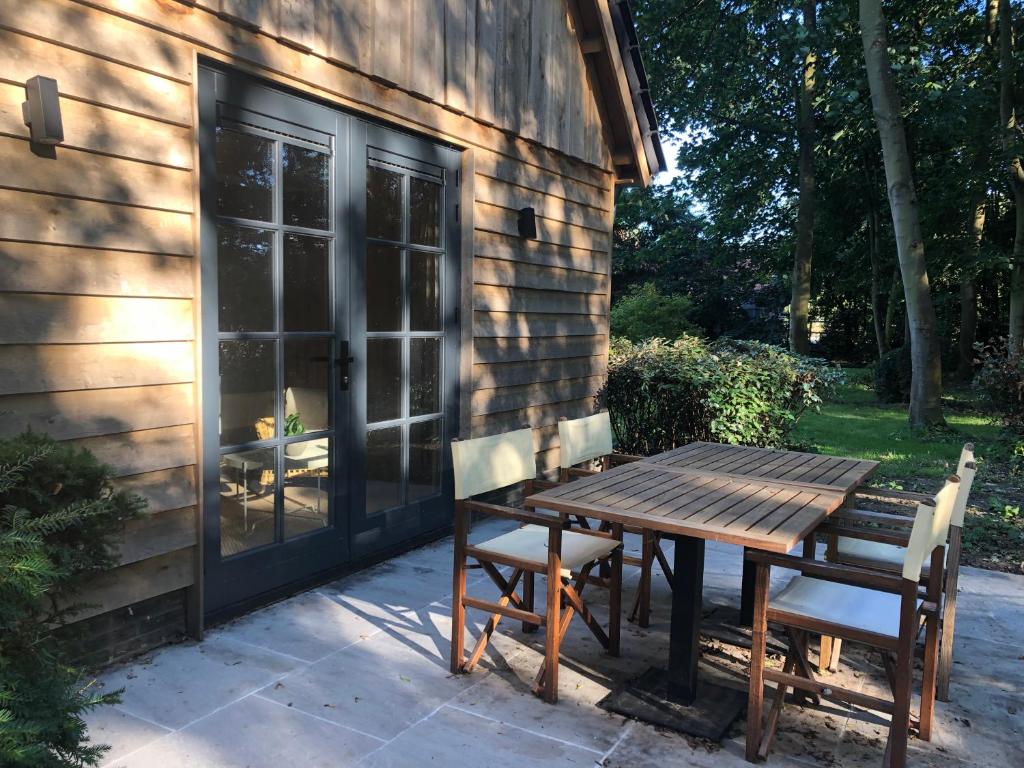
[455,168,461,187]
[455,203,460,224]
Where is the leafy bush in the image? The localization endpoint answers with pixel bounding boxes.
[873,345,912,404]
[973,339,1024,433]
[598,336,843,455]
[1,434,144,767]
[610,283,698,342]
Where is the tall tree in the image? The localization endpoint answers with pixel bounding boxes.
[860,0,944,428]
[1000,0,1024,356]
[791,1,818,354]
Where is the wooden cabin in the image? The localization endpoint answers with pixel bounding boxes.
[0,0,664,661]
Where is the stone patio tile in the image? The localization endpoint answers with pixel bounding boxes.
[219,589,384,663]
[942,635,1024,693]
[359,704,602,768]
[957,565,1024,602]
[104,694,382,768]
[257,626,484,741]
[96,635,300,730]
[450,649,630,754]
[85,706,171,767]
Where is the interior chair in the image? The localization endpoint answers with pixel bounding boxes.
[449,426,623,704]
[820,444,975,701]
[745,475,960,768]
[557,411,668,627]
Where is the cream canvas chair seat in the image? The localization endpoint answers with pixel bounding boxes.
[449,426,623,704]
[770,575,917,640]
[556,411,666,627]
[822,444,975,701]
[473,525,619,575]
[745,476,961,768]
[834,537,945,575]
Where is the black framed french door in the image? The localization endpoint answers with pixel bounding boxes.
[198,66,460,615]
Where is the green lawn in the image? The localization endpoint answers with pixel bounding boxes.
[792,368,1003,481]
[793,367,1023,574]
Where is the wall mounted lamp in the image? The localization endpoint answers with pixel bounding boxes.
[517,207,537,239]
[22,76,64,145]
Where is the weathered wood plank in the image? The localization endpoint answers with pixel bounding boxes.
[326,0,371,71]
[372,0,409,85]
[444,0,476,113]
[0,29,192,126]
[116,507,197,566]
[472,396,597,436]
[474,355,606,389]
[84,0,616,178]
[218,0,279,34]
[474,0,500,124]
[474,285,607,314]
[0,83,193,169]
[475,174,608,231]
[474,334,607,363]
[0,242,193,298]
[0,383,194,441]
[71,547,194,622]
[114,466,197,514]
[0,0,192,81]
[0,342,195,395]
[0,136,192,212]
[0,294,193,344]
[473,256,607,294]
[472,375,605,416]
[473,311,608,338]
[475,201,609,252]
[498,0,531,136]
[68,425,196,477]
[278,0,324,52]
[0,190,193,255]
[474,152,609,211]
[410,0,445,101]
[474,231,607,274]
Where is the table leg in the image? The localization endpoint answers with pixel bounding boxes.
[740,546,756,626]
[667,535,705,705]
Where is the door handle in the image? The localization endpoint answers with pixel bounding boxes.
[336,341,352,391]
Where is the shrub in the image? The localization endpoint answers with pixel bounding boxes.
[598,336,843,455]
[0,434,144,767]
[973,338,1024,434]
[610,283,698,342]
[873,345,912,404]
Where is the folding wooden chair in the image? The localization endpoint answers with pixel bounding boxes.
[820,444,975,701]
[745,476,960,768]
[557,411,669,628]
[449,426,624,704]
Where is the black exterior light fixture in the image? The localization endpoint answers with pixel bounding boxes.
[517,206,537,239]
[22,76,64,145]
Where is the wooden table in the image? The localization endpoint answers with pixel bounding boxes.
[524,443,877,738]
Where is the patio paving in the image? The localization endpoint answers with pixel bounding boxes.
[87,517,1024,767]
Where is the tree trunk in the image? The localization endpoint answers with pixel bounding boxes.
[957,196,985,381]
[860,0,944,428]
[868,205,888,358]
[884,266,901,349]
[790,0,817,355]
[1001,0,1024,357]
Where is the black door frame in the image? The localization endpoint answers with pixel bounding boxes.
[198,64,461,617]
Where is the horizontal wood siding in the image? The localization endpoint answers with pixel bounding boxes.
[0,0,615,641]
[0,5,200,635]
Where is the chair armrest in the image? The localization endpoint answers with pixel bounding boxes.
[567,466,599,478]
[527,478,562,491]
[464,500,561,529]
[744,549,904,593]
[817,522,912,547]
[831,508,916,528]
[608,452,644,465]
[854,485,933,505]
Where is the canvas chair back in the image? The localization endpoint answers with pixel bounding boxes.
[451,427,536,500]
[956,443,975,477]
[950,461,975,529]
[558,412,614,468]
[902,475,959,582]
